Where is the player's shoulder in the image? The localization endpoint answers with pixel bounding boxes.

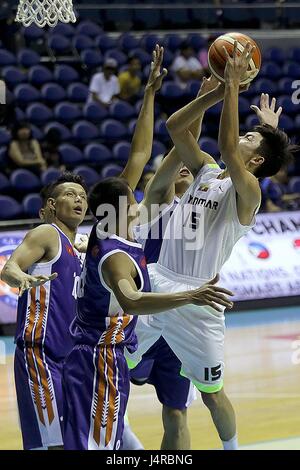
[25,224,58,243]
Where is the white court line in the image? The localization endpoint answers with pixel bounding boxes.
[240,436,300,450]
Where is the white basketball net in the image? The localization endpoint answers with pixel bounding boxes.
[15,0,76,28]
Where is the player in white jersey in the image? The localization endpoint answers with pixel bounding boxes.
[127,42,297,450]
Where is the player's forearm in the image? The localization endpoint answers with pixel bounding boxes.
[120,88,155,190]
[167,88,222,136]
[1,261,25,288]
[218,81,240,160]
[132,87,155,155]
[126,290,192,316]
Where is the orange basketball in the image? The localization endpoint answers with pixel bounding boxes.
[208,32,261,85]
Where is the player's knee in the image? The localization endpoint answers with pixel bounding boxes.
[162,406,187,433]
[201,389,224,410]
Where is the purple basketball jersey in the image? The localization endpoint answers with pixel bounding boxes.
[71,223,151,352]
[15,224,82,361]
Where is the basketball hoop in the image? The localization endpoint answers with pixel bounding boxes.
[15,0,76,28]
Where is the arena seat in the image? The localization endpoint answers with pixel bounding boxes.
[289,177,300,193]
[109,101,136,121]
[23,24,45,41]
[0,173,11,193]
[113,141,131,162]
[26,103,53,124]
[72,120,99,143]
[199,137,219,157]
[154,119,169,141]
[95,35,118,52]
[0,49,16,67]
[48,34,72,54]
[104,49,127,66]
[118,33,140,53]
[2,66,26,87]
[101,163,123,178]
[10,169,41,192]
[14,84,40,105]
[28,65,53,86]
[264,47,285,64]
[54,65,80,86]
[59,144,84,166]
[152,140,167,158]
[76,21,103,38]
[283,62,300,79]
[72,35,95,52]
[100,119,127,141]
[84,143,112,164]
[130,48,151,67]
[73,165,100,187]
[0,196,22,219]
[54,102,82,124]
[44,122,72,141]
[67,83,89,103]
[80,49,103,68]
[41,168,62,185]
[0,128,11,146]
[17,49,40,67]
[50,23,76,38]
[22,193,43,218]
[41,83,67,104]
[83,102,108,123]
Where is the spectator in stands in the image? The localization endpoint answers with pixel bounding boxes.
[171,42,204,89]
[118,56,142,102]
[88,58,120,107]
[260,166,300,212]
[8,121,47,174]
[42,128,65,171]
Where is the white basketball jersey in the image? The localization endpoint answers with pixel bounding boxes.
[158,163,257,281]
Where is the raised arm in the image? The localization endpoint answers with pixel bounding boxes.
[250,92,282,129]
[142,78,223,211]
[218,41,261,212]
[102,252,234,315]
[119,45,167,190]
[1,225,58,296]
[166,76,225,176]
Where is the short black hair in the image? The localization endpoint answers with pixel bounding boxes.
[48,171,88,198]
[253,124,299,178]
[88,177,130,219]
[11,121,32,140]
[39,184,52,208]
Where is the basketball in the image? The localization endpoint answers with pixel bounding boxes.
[208,32,261,85]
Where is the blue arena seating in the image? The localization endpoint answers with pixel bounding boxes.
[22,193,43,218]
[84,143,112,164]
[1,25,300,219]
[41,167,62,185]
[73,165,100,187]
[10,169,41,192]
[0,196,22,219]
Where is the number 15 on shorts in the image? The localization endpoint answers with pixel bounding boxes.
[204,364,222,381]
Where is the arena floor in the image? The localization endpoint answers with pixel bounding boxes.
[1,306,300,450]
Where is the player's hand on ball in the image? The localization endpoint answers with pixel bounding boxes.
[199,75,222,95]
[223,40,256,84]
[146,44,168,92]
[250,93,282,129]
[19,272,58,297]
[189,274,234,312]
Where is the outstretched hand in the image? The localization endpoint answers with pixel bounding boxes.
[250,92,282,129]
[19,272,58,297]
[146,44,168,92]
[223,40,256,84]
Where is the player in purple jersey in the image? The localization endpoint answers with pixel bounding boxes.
[1,172,88,450]
[62,177,233,451]
[62,47,234,451]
